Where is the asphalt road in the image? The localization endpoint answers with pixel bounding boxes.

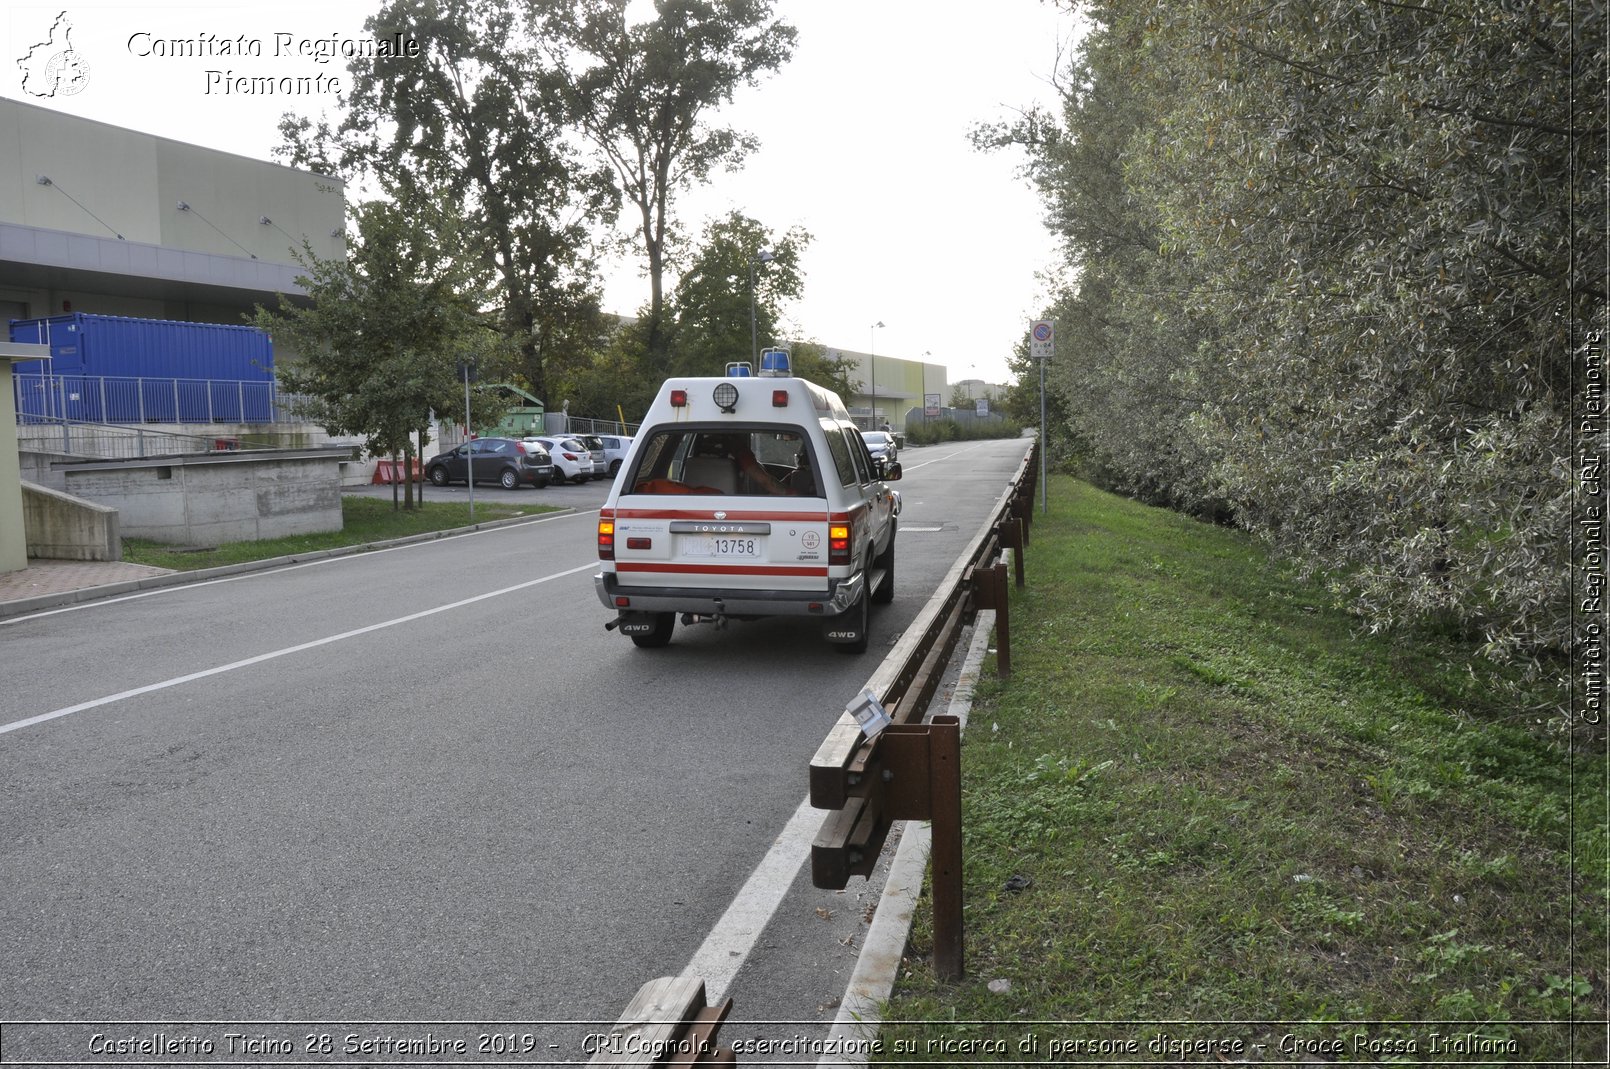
[0,439,1033,1058]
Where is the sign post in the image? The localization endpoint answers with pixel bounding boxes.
[1030,320,1054,514]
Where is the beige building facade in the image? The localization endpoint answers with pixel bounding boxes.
[0,97,344,328]
[823,347,948,432]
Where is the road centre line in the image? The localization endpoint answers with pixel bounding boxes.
[0,561,597,737]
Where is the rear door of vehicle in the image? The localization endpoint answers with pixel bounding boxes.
[609,425,832,596]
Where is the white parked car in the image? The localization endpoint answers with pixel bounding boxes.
[568,433,616,480]
[525,436,596,484]
[587,434,635,478]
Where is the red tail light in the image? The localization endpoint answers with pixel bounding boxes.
[598,518,615,560]
[828,521,852,566]
[772,390,789,407]
[670,389,688,407]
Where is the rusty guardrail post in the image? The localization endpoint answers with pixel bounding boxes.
[928,715,964,980]
[992,561,1010,678]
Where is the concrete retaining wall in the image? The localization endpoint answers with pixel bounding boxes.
[57,449,344,546]
[22,481,121,561]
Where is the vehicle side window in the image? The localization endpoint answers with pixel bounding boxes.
[626,432,677,486]
[841,423,873,484]
[821,420,856,487]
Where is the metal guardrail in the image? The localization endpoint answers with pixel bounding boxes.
[587,978,733,1067]
[592,442,1041,1061]
[808,441,1039,979]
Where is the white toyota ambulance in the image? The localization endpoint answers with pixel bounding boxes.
[595,351,902,652]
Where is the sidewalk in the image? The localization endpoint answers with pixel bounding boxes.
[0,558,175,607]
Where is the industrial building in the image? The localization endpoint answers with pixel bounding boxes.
[0,99,348,573]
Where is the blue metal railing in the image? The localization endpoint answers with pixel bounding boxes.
[12,373,298,425]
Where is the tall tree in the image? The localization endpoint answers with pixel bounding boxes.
[537,0,797,365]
[665,211,808,376]
[986,0,1605,700]
[255,199,512,509]
[276,0,615,403]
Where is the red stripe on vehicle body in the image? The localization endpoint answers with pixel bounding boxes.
[605,508,843,524]
[614,562,831,577]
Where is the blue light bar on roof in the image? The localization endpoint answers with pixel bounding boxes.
[758,348,791,377]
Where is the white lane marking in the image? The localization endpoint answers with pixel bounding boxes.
[681,793,826,1004]
[0,562,597,737]
[0,510,596,627]
[896,444,980,471]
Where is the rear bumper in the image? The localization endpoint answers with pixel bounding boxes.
[595,569,862,618]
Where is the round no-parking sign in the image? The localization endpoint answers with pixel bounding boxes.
[1030,319,1054,360]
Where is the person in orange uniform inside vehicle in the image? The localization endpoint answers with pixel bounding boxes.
[707,433,792,495]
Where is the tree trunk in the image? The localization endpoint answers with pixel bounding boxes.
[402,438,416,509]
[417,426,428,505]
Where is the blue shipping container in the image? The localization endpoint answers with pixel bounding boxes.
[8,313,275,423]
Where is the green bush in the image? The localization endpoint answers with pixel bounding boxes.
[903,419,1023,446]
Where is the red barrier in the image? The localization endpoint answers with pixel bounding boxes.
[372,459,423,484]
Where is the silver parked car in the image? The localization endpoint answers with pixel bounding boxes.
[586,434,635,479]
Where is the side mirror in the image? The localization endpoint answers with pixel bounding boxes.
[884,461,902,482]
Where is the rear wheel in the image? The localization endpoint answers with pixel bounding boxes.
[499,468,519,490]
[629,612,676,648]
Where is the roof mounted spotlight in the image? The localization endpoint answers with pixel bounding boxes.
[712,381,739,413]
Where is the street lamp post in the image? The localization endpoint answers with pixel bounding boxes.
[748,248,775,361]
[869,320,884,429]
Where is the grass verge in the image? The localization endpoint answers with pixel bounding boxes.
[121,494,554,571]
[878,477,1605,1065]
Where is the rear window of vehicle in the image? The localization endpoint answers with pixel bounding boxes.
[625,425,819,496]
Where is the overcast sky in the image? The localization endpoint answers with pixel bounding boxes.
[7,1,1079,385]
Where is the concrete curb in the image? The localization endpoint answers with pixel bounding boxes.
[0,508,574,620]
[818,609,995,1067]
